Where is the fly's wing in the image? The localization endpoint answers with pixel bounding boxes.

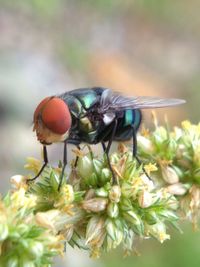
[99,89,186,113]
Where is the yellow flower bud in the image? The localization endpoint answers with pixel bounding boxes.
[10,175,27,189]
[11,188,37,209]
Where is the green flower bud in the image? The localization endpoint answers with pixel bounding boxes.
[153,126,168,143]
[158,210,178,221]
[144,211,159,225]
[107,202,119,218]
[172,166,184,179]
[166,138,177,152]
[28,240,44,259]
[119,198,132,211]
[109,185,121,203]
[16,224,29,237]
[137,135,154,154]
[50,170,59,190]
[106,219,116,240]
[77,155,94,180]
[110,153,120,164]
[176,144,186,159]
[95,187,109,197]
[193,168,200,183]
[121,182,133,198]
[100,168,111,184]
[166,195,179,210]
[124,163,136,180]
[106,219,123,250]
[123,230,134,251]
[6,255,19,267]
[123,210,144,235]
[0,223,9,241]
[93,159,104,176]
[88,173,98,186]
[21,260,35,267]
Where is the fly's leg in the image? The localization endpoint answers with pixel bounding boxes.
[101,142,106,153]
[27,145,48,182]
[74,145,81,167]
[132,127,152,181]
[58,140,68,191]
[104,120,118,185]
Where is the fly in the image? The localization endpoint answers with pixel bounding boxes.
[30,87,185,190]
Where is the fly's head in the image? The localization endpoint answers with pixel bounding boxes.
[33,96,72,144]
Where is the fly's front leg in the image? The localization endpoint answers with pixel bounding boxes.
[132,127,153,181]
[104,119,118,185]
[58,140,68,191]
[74,144,81,167]
[27,145,48,182]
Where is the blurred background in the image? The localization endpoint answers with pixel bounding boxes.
[0,0,199,266]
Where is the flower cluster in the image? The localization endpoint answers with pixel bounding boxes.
[138,120,200,228]
[0,182,64,267]
[1,120,200,266]
[74,148,178,257]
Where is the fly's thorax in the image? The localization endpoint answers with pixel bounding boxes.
[79,117,93,132]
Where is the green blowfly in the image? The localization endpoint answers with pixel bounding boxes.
[30,87,185,189]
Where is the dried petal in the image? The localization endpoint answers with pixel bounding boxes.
[82,198,108,212]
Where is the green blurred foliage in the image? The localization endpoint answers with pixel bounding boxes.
[59,40,89,71]
[102,224,200,267]
[0,0,62,17]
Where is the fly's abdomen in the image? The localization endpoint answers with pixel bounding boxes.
[114,109,142,141]
[124,109,142,130]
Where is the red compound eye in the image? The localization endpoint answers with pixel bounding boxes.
[34,97,72,134]
[34,97,51,123]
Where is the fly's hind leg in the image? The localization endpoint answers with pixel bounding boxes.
[101,142,106,153]
[132,126,153,181]
[27,145,48,182]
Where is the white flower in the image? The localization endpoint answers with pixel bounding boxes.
[161,166,179,184]
[138,191,153,208]
[166,183,188,196]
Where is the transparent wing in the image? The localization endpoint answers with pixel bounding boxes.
[99,89,186,113]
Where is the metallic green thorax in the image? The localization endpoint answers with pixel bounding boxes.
[61,88,142,145]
